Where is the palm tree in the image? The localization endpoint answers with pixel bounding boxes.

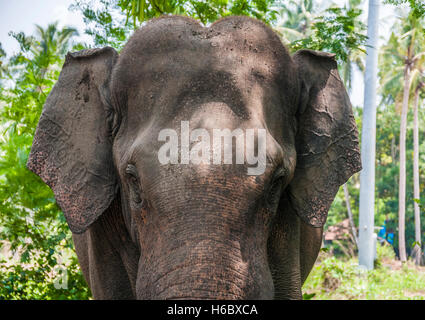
[30,22,78,92]
[396,13,424,263]
[33,22,78,57]
[3,23,79,132]
[407,22,425,265]
[273,0,318,45]
[398,40,412,263]
[411,82,423,264]
[410,63,425,264]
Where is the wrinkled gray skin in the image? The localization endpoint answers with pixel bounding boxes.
[27,16,361,299]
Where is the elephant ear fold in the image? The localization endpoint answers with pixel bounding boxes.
[27,47,119,234]
[287,49,362,228]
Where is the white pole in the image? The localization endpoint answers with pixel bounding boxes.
[358,0,380,270]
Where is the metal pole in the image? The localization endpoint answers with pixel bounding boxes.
[358,0,380,270]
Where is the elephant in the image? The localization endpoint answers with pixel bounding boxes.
[27,15,361,299]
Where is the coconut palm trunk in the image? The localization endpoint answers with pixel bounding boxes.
[412,83,422,265]
[398,57,412,263]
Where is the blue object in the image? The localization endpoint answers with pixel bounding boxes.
[378,225,386,238]
[386,232,394,245]
[377,221,394,245]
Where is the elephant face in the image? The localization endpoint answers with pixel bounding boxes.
[27,16,361,299]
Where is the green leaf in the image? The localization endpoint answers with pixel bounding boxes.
[302,292,316,300]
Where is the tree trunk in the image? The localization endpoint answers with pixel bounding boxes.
[412,84,422,265]
[343,183,358,246]
[398,62,411,263]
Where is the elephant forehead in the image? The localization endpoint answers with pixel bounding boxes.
[112,16,291,95]
[120,15,287,60]
[111,16,296,131]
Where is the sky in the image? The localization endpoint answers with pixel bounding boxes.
[0,0,404,107]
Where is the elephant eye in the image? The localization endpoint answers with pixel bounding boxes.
[266,169,286,208]
[125,164,143,205]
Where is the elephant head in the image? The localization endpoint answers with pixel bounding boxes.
[27,16,361,299]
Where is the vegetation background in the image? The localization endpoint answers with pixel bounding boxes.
[0,0,424,299]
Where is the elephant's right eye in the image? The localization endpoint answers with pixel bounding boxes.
[125,164,143,205]
[265,168,286,209]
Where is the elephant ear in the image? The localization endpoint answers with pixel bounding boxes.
[27,47,119,234]
[287,49,361,228]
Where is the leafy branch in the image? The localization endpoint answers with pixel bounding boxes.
[290,6,368,64]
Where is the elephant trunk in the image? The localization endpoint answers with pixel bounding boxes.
[136,239,272,299]
[134,182,274,299]
[129,161,278,299]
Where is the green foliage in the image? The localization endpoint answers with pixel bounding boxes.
[0,23,91,299]
[0,248,90,299]
[376,241,397,260]
[290,6,367,64]
[70,0,132,49]
[303,247,425,300]
[302,292,316,300]
[117,0,278,25]
[71,0,278,49]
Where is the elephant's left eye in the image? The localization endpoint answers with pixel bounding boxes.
[266,169,286,209]
[125,164,143,205]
